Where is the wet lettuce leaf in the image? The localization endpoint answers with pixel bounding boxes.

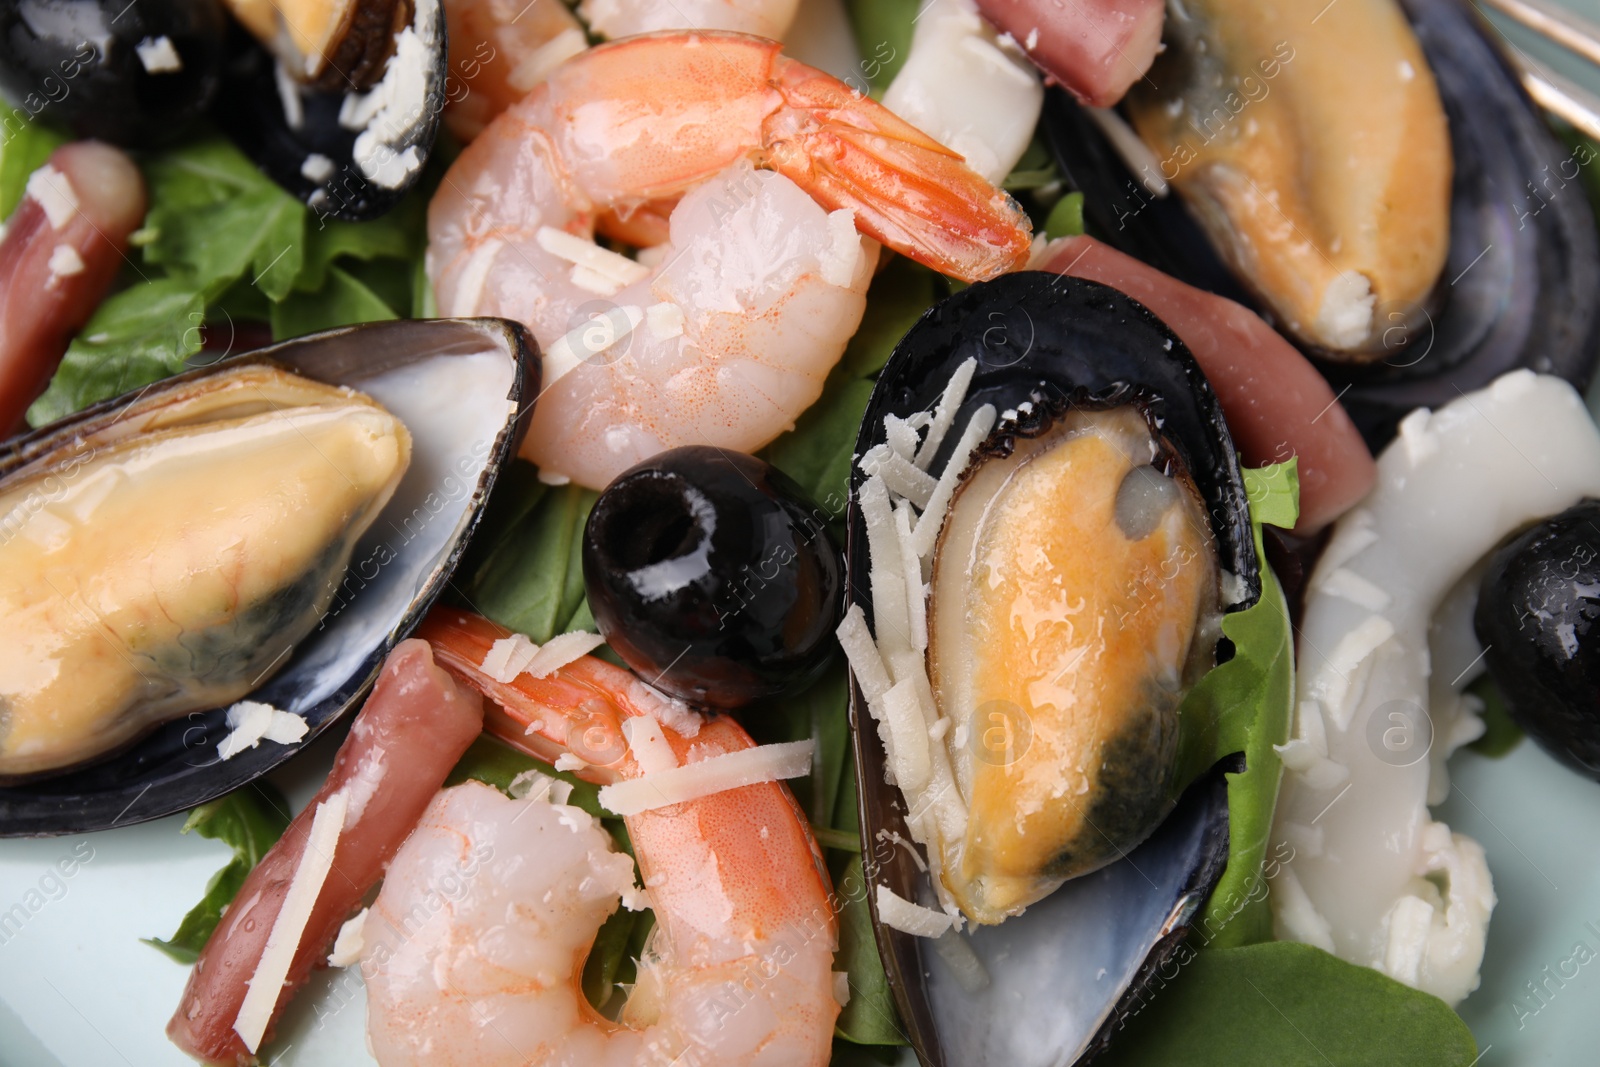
[762,258,941,517]
[30,136,431,425]
[1095,941,1478,1067]
[1172,460,1299,949]
[1466,673,1524,758]
[145,782,292,964]
[0,109,69,220]
[840,0,919,94]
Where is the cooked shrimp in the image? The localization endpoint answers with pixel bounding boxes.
[361,608,839,1066]
[428,31,1031,489]
[440,0,588,142]
[441,0,801,142]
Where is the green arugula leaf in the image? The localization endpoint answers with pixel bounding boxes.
[296,195,425,293]
[1173,460,1299,949]
[462,480,599,643]
[1466,673,1524,758]
[28,278,207,425]
[1044,192,1087,240]
[0,108,69,220]
[145,782,292,964]
[841,0,919,94]
[763,259,939,516]
[831,852,906,1045]
[270,264,398,340]
[1095,941,1478,1067]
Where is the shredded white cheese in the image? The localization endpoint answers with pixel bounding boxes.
[819,208,864,287]
[326,908,368,967]
[300,153,335,183]
[544,305,644,386]
[836,605,892,703]
[913,357,978,469]
[25,165,77,230]
[622,715,679,775]
[597,740,814,816]
[506,26,587,92]
[508,768,574,805]
[135,35,182,73]
[537,226,651,295]
[47,243,83,279]
[217,701,309,760]
[911,403,998,559]
[525,630,606,678]
[645,301,685,340]
[875,885,952,938]
[234,791,348,1053]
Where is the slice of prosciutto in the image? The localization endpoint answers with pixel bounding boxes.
[1044,235,1376,532]
[975,0,1165,107]
[167,640,484,1066]
[0,141,146,435]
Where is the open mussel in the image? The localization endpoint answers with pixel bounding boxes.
[1047,0,1600,447]
[213,0,447,219]
[844,273,1254,1065]
[0,316,535,836]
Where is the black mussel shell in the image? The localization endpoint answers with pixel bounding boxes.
[0,0,228,147]
[1047,0,1600,449]
[846,273,1253,1066]
[213,1,445,221]
[583,446,843,711]
[1476,499,1600,778]
[0,318,536,836]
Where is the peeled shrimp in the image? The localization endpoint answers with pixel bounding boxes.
[428,31,1031,489]
[441,0,800,142]
[361,608,839,1066]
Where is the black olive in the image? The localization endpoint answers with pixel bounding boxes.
[0,0,227,147]
[583,447,843,711]
[1475,499,1600,778]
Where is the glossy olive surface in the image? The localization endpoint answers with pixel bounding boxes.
[0,0,227,147]
[583,446,843,710]
[1476,499,1600,778]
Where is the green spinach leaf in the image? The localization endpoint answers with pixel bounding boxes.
[145,782,292,964]
[0,108,68,220]
[1095,941,1478,1067]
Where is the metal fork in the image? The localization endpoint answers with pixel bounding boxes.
[1477,0,1600,141]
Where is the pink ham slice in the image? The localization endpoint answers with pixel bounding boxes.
[976,0,1165,107]
[0,142,146,436]
[1045,235,1376,533]
[167,640,484,1065]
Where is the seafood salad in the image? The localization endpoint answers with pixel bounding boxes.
[5,0,1600,1064]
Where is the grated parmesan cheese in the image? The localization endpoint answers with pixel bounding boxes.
[910,403,997,559]
[622,715,679,775]
[135,35,183,73]
[217,701,308,760]
[47,243,83,279]
[234,792,349,1052]
[537,226,651,295]
[25,165,78,230]
[913,357,977,469]
[597,740,813,816]
[875,885,952,938]
[524,630,606,678]
[326,908,368,967]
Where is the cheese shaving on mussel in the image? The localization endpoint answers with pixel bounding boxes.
[0,364,411,780]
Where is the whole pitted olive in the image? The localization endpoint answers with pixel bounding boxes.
[1475,499,1600,778]
[0,0,228,147]
[583,447,843,710]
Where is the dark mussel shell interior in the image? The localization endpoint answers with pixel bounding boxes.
[213,4,446,220]
[0,318,536,837]
[0,0,228,148]
[846,273,1253,1066]
[1046,0,1600,448]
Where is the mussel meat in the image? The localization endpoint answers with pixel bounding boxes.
[0,365,411,781]
[1048,0,1600,446]
[0,317,535,835]
[214,0,447,219]
[1476,498,1600,779]
[0,0,228,148]
[844,273,1256,1065]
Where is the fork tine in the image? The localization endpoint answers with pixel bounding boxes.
[1474,0,1600,144]
[1477,0,1600,69]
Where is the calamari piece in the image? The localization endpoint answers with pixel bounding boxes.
[882,0,1043,185]
[1269,372,1600,1005]
[167,639,484,1063]
[0,365,410,779]
[976,0,1164,108]
[0,143,146,435]
[1124,0,1452,357]
[1045,235,1376,532]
